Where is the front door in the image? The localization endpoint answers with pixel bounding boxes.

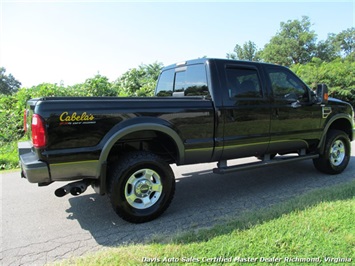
[264,65,322,154]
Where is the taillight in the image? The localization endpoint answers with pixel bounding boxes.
[32,114,47,148]
[23,110,27,132]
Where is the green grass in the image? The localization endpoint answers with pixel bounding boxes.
[0,141,19,170]
[60,181,355,266]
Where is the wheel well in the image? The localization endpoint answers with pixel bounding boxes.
[328,118,353,141]
[106,130,179,165]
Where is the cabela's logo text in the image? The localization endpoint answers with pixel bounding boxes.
[59,111,95,122]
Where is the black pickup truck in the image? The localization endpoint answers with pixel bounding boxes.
[19,58,355,223]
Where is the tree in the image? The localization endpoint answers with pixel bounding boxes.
[81,74,115,96]
[0,67,21,95]
[143,62,163,81]
[314,28,355,61]
[335,27,355,58]
[260,16,317,66]
[227,41,260,61]
[291,57,355,107]
[314,33,340,62]
[113,62,163,96]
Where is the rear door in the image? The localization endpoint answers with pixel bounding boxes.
[220,63,271,160]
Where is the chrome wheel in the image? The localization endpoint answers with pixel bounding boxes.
[330,140,345,166]
[109,151,175,223]
[124,168,163,209]
[313,130,350,175]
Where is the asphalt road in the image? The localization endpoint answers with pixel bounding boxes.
[1,143,355,265]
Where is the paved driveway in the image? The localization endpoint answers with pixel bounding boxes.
[1,143,354,265]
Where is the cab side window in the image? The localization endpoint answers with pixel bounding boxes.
[155,69,175,96]
[225,67,262,98]
[156,64,209,97]
[266,67,309,102]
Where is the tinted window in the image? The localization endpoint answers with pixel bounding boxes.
[155,69,174,96]
[225,68,262,98]
[267,67,309,102]
[156,64,209,97]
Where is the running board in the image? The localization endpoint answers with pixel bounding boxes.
[213,154,319,174]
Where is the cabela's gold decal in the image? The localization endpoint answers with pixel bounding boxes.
[59,112,95,122]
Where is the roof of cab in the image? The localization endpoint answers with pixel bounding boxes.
[162,58,283,71]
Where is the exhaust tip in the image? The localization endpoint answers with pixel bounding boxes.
[55,188,68,197]
[70,187,82,196]
[55,179,92,197]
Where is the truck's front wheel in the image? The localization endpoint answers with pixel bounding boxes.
[313,130,351,174]
[108,151,175,223]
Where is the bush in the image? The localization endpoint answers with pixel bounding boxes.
[0,94,25,143]
[291,57,355,107]
[0,141,19,170]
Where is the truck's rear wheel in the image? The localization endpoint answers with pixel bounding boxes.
[108,151,175,223]
[313,130,351,174]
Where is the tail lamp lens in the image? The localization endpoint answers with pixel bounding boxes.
[32,114,47,148]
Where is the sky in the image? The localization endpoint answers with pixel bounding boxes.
[1,0,354,88]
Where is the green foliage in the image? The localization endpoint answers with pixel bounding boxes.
[335,27,355,57]
[78,74,117,97]
[230,17,353,66]
[0,82,74,145]
[260,16,317,66]
[291,57,355,106]
[314,28,355,62]
[114,62,163,97]
[0,141,20,170]
[315,33,340,62]
[0,94,24,143]
[0,67,22,95]
[227,41,261,61]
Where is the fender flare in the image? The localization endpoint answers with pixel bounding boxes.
[318,114,353,154]
[96,122,185,178]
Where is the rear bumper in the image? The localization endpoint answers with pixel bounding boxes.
[18,141,50,184]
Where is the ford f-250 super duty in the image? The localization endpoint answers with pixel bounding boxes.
[18,58,355,223]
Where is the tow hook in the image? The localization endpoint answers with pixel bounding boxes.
[55,179,92,197]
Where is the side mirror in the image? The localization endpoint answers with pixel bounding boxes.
[316,84,328,104]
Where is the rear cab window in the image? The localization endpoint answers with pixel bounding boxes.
[155,64,210,97]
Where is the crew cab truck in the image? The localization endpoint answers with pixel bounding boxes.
[18,58,355,223]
